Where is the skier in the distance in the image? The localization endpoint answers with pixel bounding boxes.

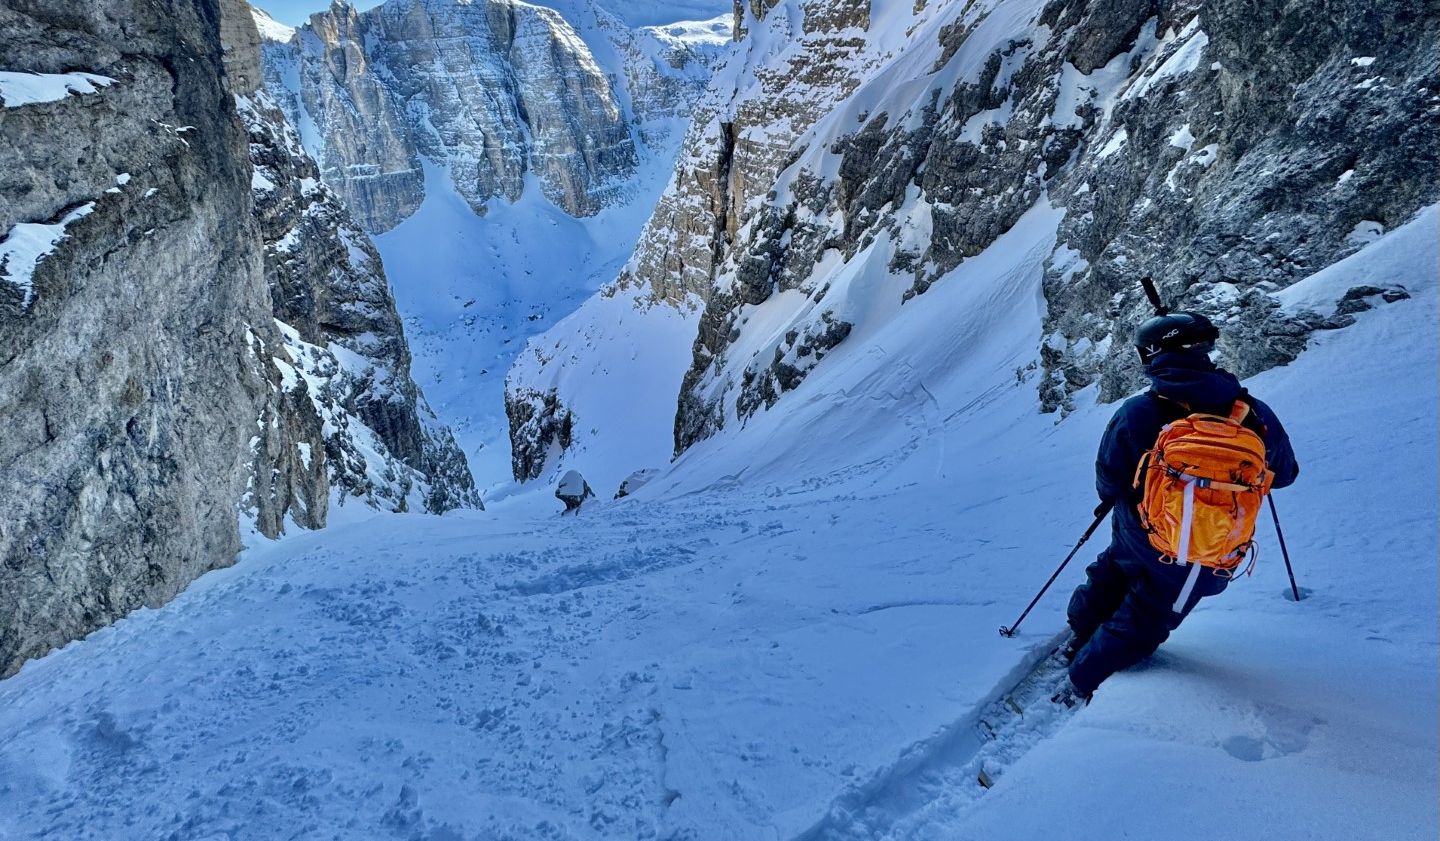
[1053,312,1299,706]
[555,469,595,515]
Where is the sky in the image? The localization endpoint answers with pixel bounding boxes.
[256,1,383,26]
[253,0,734,28]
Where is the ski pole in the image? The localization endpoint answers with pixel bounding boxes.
[999,501,1114,638]
[1268,496,1302,602]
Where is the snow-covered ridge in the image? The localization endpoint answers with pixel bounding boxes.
[638,14,731,49]
[249,5,295,42]
[0,70,114,108]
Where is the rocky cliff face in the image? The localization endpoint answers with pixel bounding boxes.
[262,2,426,233]
[507,0,1438,479]
[1036,0,1439,410]
[671,0,1439,448]
[622,0,880,305]
[0,0,477,678]
[503,0,890,481]
[238,88,480,519]
[0,0,281,678]
[258,0,727,233]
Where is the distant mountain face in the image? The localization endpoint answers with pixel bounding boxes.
[506,0,1439,483]
[254,0,731,233]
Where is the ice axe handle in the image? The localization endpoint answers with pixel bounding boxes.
[1141,276,1170,315]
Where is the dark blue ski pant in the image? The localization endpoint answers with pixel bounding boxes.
[1066,547,1228,696]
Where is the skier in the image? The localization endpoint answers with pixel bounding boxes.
[555,469,595,515]
[1054,311,1299,706]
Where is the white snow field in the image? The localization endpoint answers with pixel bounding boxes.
[372,159,664,488]
[0,206,1435,839]
[374,92,703,490]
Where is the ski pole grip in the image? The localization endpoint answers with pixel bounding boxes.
[1140,276,1169,315]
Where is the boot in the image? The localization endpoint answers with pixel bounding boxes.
[1051,679,1092,709]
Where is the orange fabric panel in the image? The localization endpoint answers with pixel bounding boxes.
[1134,401,1274,570]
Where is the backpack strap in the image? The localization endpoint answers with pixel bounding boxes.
[1235,389,1270,437]
[1157,391,1259,430]
[1150,391,1191,412]
[1132,449,1151,491]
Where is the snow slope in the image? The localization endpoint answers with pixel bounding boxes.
[375,149,685,491]
[0,207,1434,838]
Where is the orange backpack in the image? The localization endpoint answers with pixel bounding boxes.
[1133,398,1274,597]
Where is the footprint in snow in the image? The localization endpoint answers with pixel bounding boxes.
[1221,703,1324,762]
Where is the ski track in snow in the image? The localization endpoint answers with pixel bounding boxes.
[790,633,1079,841]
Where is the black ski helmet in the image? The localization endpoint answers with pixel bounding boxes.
[1134,312,1219,365]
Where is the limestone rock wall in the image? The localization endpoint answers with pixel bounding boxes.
[234,0,479,520]
[622,0,881,306]
[668,0,1439,451]
[281,2,426,233]
[0,0,479,678]
[239,89,480,518]
[1038,0,1440,409]
[260,0,683,232]
[0,0,279,677]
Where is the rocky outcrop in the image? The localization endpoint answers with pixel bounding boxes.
[505,386,575,482]
[0,0,477,678]
[1037,0,1440,409]
[667,0,1440,450]
[238,89,479,518]
[621,0,880,306]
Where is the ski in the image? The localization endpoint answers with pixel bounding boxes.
[969,633,1080,791]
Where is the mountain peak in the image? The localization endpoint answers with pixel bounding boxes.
[249,4,296,42]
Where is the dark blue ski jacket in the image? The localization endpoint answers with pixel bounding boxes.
[1098,348,1300,564]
